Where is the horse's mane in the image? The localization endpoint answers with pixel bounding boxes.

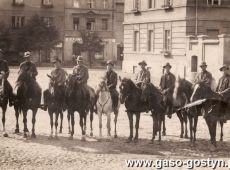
[180,78,193,98]
[122,78,137,89]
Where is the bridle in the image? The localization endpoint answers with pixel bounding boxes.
[97,82,111,113]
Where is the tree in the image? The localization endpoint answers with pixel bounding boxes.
[73,31,104,67]
[15,14,60,62]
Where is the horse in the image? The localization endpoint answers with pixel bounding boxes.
[0,76,10,137]
[65,74,91,141]
[190,81,226,147]
[96,80,119,139]
[119,77,165,143]
[173,77,193,138]
[14,71,42,138]
[44,74,64,139]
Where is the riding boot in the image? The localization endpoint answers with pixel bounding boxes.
[42,90,49,111]
[111,90,119,114]
[5,80,14,107]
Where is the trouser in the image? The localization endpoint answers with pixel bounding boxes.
[110,89,119,113]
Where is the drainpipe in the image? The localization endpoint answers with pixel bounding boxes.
[195,0,198,36]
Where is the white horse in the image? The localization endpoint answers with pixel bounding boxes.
[96,80,119,139]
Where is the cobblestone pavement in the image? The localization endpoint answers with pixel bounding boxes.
[0,68,230,170]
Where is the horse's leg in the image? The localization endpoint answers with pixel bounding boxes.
[59,112,63,133]
[49,112,53,139]
[114,112,118,138]
[184,113,189,138]
[2,107,8,137]
[55,112,59,139]
[177,111,184,138]
[209,117,217,147]
[151,114,156,143]
[205,117,212,142]
[23,110,28,138]
[31,110,37,138]
[134,112,140,143]
[188,115,193,144]
[90,109,93,137]
[15,109,20,134]
[162,115,166,136]
[158,114,162,144]
[69,111,74,140]
[220,120,224,142]
[127,112,133,142]
[193,115,198,144]
[98,112,102,138]
[106,112,111,138]
[79,113,86,141]
[67,111,71,134]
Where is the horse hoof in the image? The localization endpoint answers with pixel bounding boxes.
[90,132,93,137]
[68,131,71,134]
[185,135,189,139]
[59,130,62,134]
[81,136,86,142]
[180,135,183,138]
[133,138,138,143]
[162,132,166,136]
[114,135,118,138]
[220,139,223,142]
[3,133,8,137]
[31,133,36,138]
[25,128,29,133]
[23,134,27,138]
[15,129,20,134]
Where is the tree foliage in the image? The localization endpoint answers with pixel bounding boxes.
[73,31,104,66]
[15,14,60,52]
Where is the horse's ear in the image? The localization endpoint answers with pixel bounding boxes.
[119,76,122,82]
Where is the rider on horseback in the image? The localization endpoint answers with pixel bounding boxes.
[72,56,89,100]
[194,62,213,87]
[42,57,67,111]
[17,51,41,100]
[96,60,119,114]
[159,63,176,118]
[0,49,14,106]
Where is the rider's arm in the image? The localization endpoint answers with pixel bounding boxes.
[32,63,38,77]
[108,73,117,89]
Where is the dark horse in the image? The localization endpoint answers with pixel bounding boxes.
[0,76,10,137]
[14,71,41,138]
[44,74,64,139]
[119,78,165,143]
[65,74,91,141]
[173,77,193,139]
[190,82,227,147]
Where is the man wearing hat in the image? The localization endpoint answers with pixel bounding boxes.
[159,62,176,118]
[72,56,89,99]
[98,60,119,114]
[135,60,151,86]
[194,61,212,87]
[42,57,67,111]
[0,49,14,106]
[17,51,41,98]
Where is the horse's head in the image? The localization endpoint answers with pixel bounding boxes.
[97,79,108,93]
[47,74,59,96]
[66,74,75,91]
[190,81,212,102]
[119,77,135,104]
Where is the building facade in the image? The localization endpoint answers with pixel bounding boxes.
[123,0,230,82]
[64,0,124,67]
[0,0,65,63]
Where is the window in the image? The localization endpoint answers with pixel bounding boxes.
[87,0,95,9]
[42,17,53,27]
[73,0,79,8]
[102,19,108,30]
[207,29,219,38]
[103,0,108,9]
[164,30,171,51]
[148,0,155,9]
[73,18,79,30]
[134,31,139,51]
[133,0,140,9]
[86,18,95,31]
[13,0,24,4]
[12,16,25,28]
[207,0,221,5]
[191,56,198,72]
[147,30,154,52]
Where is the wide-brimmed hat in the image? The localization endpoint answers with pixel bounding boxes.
[75,55,83,62]
[51,57,62,64]
[106,60,114,66]
[200,62,207,67]
[138,60,147,66]
[24,51,32,58]
[219,64,229,71]
[163,62,172,69]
